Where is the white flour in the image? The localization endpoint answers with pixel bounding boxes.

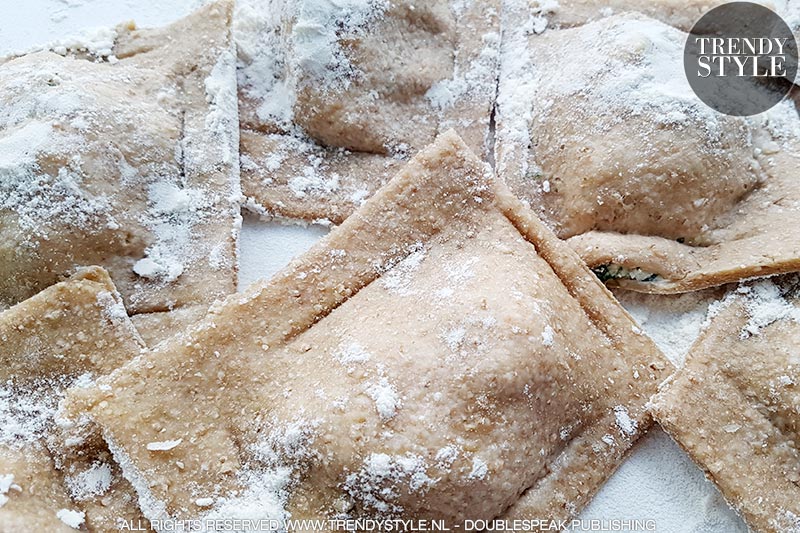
[614,288,720,367]
[65,461,113,501]
[579,430,747,533]
[56,508,85,529]
[365,377,401,420]
[234,0,388,127]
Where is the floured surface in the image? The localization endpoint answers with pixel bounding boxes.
[0,0,196,57]
[235,0,499,224]
[651,275,800,533]
[238,215,329,287]
[579,429,747,533]
[67,132,668,527]
[0,267,145,532]
[0,0,241,314]
[496,9,800,294]
[612,287,726,368]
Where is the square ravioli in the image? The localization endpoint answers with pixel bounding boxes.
[0,267,145,532]
[496,9,800,294]
[68,131,668,526]
[651,277,800,533]
[235,0,499,224]
[0,1,240,314]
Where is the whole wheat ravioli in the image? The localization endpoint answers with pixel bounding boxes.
[0,267,146,532]
[496,9,800,294]
[531,1,800,90]
[517,0,772,32]
[129,305,210,348]
[0,0,241,314]
[651,276,800,533]
[67,132,668,527]
[235,0,499,224]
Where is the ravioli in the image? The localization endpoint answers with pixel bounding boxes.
[0,1,240,314]
[651,276,800,533]
[526,1,799,89]
[129,305,210,349]
[235,0,499,224]
[516,0,755,32]
[67,132,668,527]
[0,267,145,532]
[496,11,800,294]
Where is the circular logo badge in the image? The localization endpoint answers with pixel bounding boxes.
[684,1,798,116]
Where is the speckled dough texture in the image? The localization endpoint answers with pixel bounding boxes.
[0,0,241,315]
[129,304,210,348]
[651,276,800,533]
[496,8,800,294]
[66,132,668,529]
[0,267,145,532]
[235,0,499,224]
[523,0,763,31]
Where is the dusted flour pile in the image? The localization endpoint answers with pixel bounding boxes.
[42,25,119,60]
[65,461,114,501]
[235,0,500,224]
[197,419,320,531]
[0,1,241,315]
[0,381,60,448]
[738,280,800,337]
[703,276,800,339]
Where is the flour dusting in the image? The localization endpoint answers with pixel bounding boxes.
[66,462,113,501]
[365,378,401,420]
[56,508,85,529]
[613,405,637,437]
[737,279,800,338]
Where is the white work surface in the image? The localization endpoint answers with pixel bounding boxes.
[0,2,747,531]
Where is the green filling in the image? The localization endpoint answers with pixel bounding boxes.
[592,264,660,283]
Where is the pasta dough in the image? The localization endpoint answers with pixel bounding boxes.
[235,0,499,224]
[0,1,240,314]
[129,305,209,348]
[496,11,800,293]
[67,131,668,527]
[651,276,800,533]
[531,1,799,91]
[518,0,770,32]
[0,267,145,532]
